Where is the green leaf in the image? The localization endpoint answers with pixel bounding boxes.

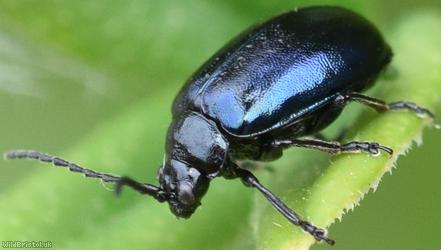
[253,10,441,250]
[1,2,440,250]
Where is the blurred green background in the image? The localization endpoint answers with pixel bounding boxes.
[0,0,440,249]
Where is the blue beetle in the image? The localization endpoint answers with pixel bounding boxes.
[5,6,434,245]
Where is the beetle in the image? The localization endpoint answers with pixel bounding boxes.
[4,6,435,246]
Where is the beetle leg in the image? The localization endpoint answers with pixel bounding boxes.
[115,176,168,202]
[227,162,335,245]
[345,92,435,120]
[270,138,393,156]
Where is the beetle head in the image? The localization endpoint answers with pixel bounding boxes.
[158,159,210,218]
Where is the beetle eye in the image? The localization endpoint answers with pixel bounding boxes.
[177,183,195,205]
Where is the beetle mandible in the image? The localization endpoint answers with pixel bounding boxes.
[5,6,435,245]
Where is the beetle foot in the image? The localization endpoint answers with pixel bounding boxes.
[367,143,393,157]
[389,101,434,118]
[341,141,393,157]
[313,229,336,246]
[299,221,335,245]
[389,101,438,127]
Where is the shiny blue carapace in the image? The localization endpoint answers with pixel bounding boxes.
[173,7,391,137]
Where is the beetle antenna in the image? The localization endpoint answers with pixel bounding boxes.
[4,150,167,202]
